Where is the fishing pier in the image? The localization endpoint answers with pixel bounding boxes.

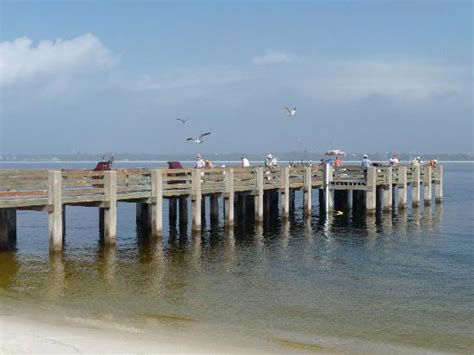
[0,164,443,253]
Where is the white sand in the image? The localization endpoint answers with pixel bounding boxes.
[0,312,278,354]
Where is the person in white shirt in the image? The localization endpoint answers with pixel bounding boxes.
[265,154,278,168]
[389,154,400,166]
[195,154,205,169]
[362,154,372,168]
[241,157,250,167]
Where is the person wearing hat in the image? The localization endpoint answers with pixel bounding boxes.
[362,154,372,168]
[195,154,205,169]
[265,153,278,168]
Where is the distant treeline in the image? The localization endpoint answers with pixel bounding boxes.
[1,152,473,162]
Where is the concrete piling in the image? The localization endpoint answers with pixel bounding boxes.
[48,171,63,252]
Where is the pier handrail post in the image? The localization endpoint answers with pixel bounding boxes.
[281,166,290,218]
[191,169,202,230]
[103,171,117,245]
[383,167,393,212]
[435,165,443,203]
[255,167,264,222]
[224,167,234,224]
[412,165,420,208]
[323,163,333,212]
[398,166,408,209]
[365,167,376,213]
[48,170,63,252]
[151,169,163,236]
[423,165,432,205]
[304,166,312,214]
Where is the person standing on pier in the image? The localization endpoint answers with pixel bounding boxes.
[362,154,372,168]
[241,156,250,167]
[334,156,343,167]
[389,154,400,166]
[195,154,205,169]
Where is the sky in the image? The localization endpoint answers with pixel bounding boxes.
[0,0,472,156]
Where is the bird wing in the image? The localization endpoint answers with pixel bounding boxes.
[186,138,194,141]
[199,132,211,140]
[177,118,184,123]
[285,107,291,113]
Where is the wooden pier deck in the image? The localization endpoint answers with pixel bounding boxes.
[0,164,443,253]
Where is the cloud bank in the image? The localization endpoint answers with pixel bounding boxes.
[0,33,117,86]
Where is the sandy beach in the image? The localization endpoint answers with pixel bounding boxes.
[0,311,277,354]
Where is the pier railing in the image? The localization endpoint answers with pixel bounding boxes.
[0,165,443,209]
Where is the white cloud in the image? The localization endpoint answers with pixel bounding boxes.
[0,33,117,86]
[252,50,295,65]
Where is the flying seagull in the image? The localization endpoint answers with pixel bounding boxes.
[187,132,211,144]
[177,118,190,124]
[285,107,296,116]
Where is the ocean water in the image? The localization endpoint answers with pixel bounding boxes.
[0,162,473,353]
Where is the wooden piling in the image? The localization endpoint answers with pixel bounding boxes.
[0,209,16,249]
[365,167,376,213]
[224,168,234,224]
[304,167,312,214]
[103,171,117,245]
[169,198,177,225]
[191,169,202,230]
[412,166,420,208]
[423,165,432,205]
[435,166,443,203]
[178,197,188,226]
[398,166,408,209]
[323,164,334,211]
[210,195,219,221]
[254,167,264,222]
[281,166,290,218]
[48,171,63,252]
[383,167,393,212]
[151,169,163,237]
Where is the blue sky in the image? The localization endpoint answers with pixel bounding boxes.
[1,0,472,155]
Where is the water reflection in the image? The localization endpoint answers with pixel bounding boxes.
[97,245,117,284]
[45,253,65,300]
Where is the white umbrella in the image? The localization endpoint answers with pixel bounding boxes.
[324,149,346,156]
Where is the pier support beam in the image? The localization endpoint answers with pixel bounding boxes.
[169,198,177,225]
[224,168,234,224]
[48,171,63,252]
[103,171,117,245]
[423,166,432,205]
[151,169,163,237]
[281,166,290,218]
[178,197,188,226]
[210,195,219,222]
[0,209,16,250]
[398,166,408,209]
[255,167,264,222]
[304,167,312,215]
[136,203,150,228]
[435,166,443,203]
[383,167,392,212]
[191,170,202,231]
[323,164,334,211]
[365,167,376,213]
[412,166,420,208]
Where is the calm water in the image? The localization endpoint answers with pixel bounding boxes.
[1,162,473,353]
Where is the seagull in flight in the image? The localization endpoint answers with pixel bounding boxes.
[285,107,296,116]
[177,118,190,124]
[187,132,211,144]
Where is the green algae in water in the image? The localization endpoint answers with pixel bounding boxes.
[142,313,195,323]
[267,336,331,352]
